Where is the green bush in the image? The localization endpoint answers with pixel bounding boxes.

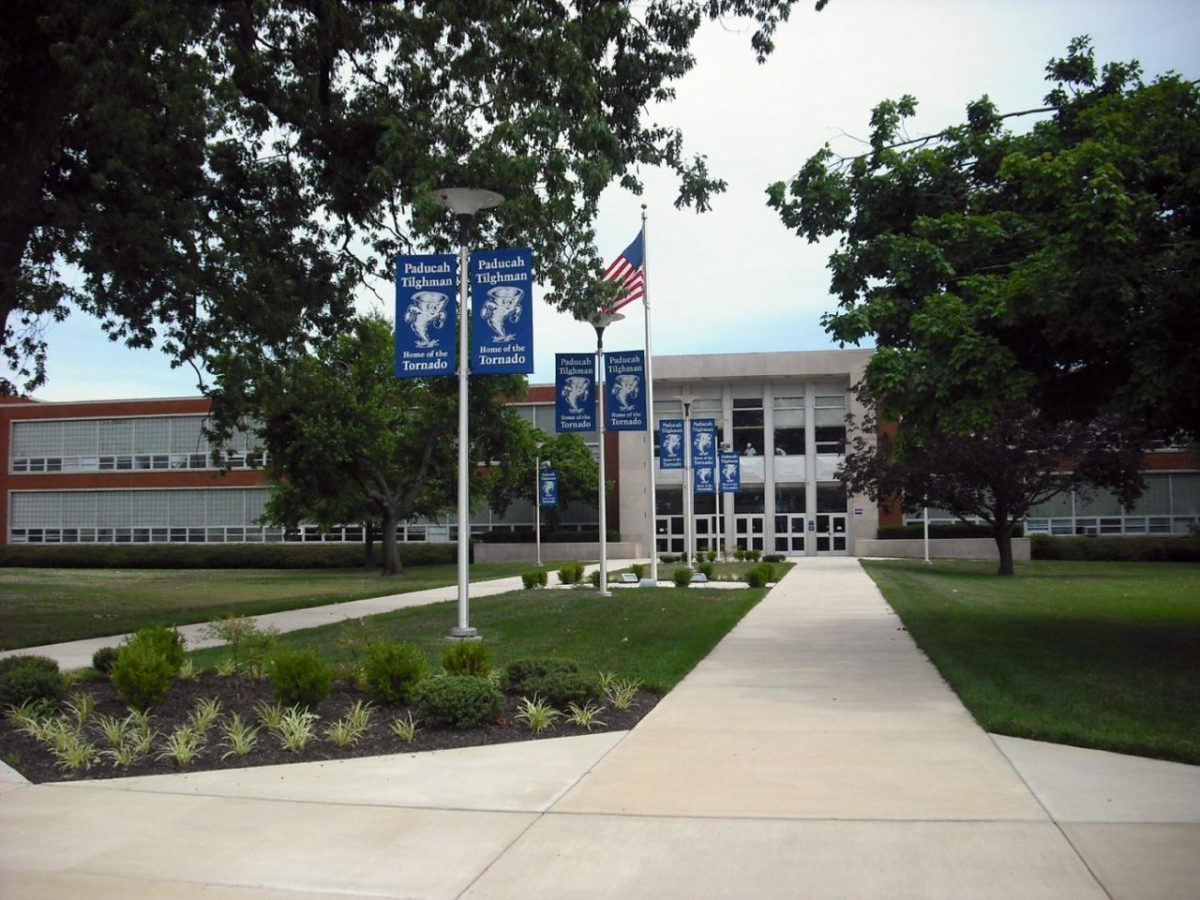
[734,548,747,561]
[91,646,120,675]
[269,649,332,709]
[659,554,677,563]
[1030,535,1200,562]
[0,542,459,570]
[747,549,762,562]
[505,657,580,687]
[697,561,715,578]
[111,641,176,711]
[763,554,786,563]
[758,563,774,583]
[630,563,646,579]
[443,641,491,678]
[673,566,692,588]
[876,523,1025,540]
[521,569,548,589]
[130,625,186,675]
[410,676,503,729]
[744,565,771,588]
[557,562,584,585]
[363,640,429,703]
[0,655,66,709]
[516,671,598,707]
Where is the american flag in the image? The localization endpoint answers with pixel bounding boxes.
[602,229,645,312]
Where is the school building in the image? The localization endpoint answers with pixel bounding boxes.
[2,350,1196,556]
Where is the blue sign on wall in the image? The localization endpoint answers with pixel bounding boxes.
[395,254,457,378]
[539,468,558,508]
[605,350,647,431]
[659,419,684,470]
[691,418,717,468]
[719,450,741,493]
[694,466,715,494]
[555,353,595,432]
[470,247,533,374]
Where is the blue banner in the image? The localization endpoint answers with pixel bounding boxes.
[470,247,534,374]
[658,419,684,469]
[395,254,457,378]
[605,350,647,431]
[719,450,741,493]
[691,418,717,468]
[539,468,558,508]
[694,466,715,494]
[555,353,595,432]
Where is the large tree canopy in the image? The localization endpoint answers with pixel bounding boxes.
[1,0,820,394]
[769,37,1200,443]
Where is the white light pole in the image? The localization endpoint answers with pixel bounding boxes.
[719,441,732,562]
[923,498,931,565]
[589,309,624,597]
[682,398,693,568]
[535,441,546,567]
[434,187,503,641]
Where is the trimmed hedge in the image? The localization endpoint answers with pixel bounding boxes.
[1030,535,1200,562]
[876,523,1024,540]
[0,542,458,570]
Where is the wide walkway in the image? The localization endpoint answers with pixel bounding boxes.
[2,558,1197,898]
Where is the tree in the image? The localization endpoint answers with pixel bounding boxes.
[2,0,824,395]
[209,315,529,575]
[769,37,1200,443]
[482,430,599,535]
[840,395,1143,574]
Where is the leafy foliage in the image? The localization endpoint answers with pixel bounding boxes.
[0,656,65,710]
[110,627,185,711]
[410,676,503,730]
[269,650,332,710]
[362,640,429,704]
[442,642,492,679]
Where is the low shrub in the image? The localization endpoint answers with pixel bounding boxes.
[505,657,580,687]
[110,641,176,711]
[734,548,747,561]
[557,562,584,585]
[876,523,1025,540]
[516,671,598,707]
[588,569,617,588]
[363,640,429,703]
[443,641,491,678]
[410,676,503,729]
[1030,535,1200,562]
[705,550,717,563]
[746,549,762,562]
[129,625,186,675]
[697,561,715,578]
[673,566,692,588]
[0,655,66,710]
[763,554,786,563]
[630,563,646,579]
[91,646,119,675]
[744,565,769,588]
[521,569,548,589]
[269,649,332,709]
[659,554,677,564]
[0,541,459,569]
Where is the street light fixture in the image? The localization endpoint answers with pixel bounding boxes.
[434,187,504,641]
[588,308,624,597]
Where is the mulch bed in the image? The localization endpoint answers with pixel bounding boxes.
[1,673,657,784]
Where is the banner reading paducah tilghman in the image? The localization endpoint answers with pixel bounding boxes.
[539,468,559,508]
[658,419,684,469]
[470,247,534,374]
[691,418,717,468]
[555,353,595,432]
[604,350,647,431]
[394,254,457,378]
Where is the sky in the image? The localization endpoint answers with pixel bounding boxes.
[31,0,1200,401]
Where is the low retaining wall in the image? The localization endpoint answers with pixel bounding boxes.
[474,541,643,564]
[855,537,1030,561]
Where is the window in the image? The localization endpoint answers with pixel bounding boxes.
[814,394,846,453]
[773,396,804,456]
[732,397,763,457]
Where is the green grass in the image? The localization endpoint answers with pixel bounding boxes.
[0,563,533,650]
[191,586,768,694]
[862,559,1200,764]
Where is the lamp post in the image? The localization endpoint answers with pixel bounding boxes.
[719,441,732,561]
[589,308,624,597]
[434,187,503,641]
[535,441,546,567]
[682,398,693,568]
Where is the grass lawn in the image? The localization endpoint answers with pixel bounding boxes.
[190,586,767,694]
[0,563,533,651]
[862,559,1200,764]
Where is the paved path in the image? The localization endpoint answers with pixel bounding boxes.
[2,558,1197,898]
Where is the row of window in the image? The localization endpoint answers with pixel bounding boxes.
[651,394,847,457]
[11,415,259,459]
[12,451,268,474]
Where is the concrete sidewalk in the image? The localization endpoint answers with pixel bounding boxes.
[1,558,1197,898]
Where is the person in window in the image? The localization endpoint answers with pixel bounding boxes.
[774,446,786,456]
[744,443,757,456]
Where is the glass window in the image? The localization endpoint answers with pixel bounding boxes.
[1173,473,1200,517]
[734,486,765,514]
[814,394,846,453]
[775,485,806,513]
[816,483,846,513]
[656,488,684,515]
[773,397,804,456]
[732,397,763,457]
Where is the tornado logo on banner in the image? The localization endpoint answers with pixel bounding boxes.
[539,468,558,508]
[694,466,715,494]
[719,450,741,493]
[556,353,595,432]
[658,419,684,469]
[691,418,717,468]
[605,350,647,431]
[395,254,457,378]
[470,247,534,374]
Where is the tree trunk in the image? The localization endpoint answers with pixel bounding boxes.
[994,518,1015,576]
[380,508,403,576]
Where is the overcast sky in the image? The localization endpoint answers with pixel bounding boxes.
[33,0,1200,401]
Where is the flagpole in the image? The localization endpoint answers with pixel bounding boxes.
[639,204,659,586]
